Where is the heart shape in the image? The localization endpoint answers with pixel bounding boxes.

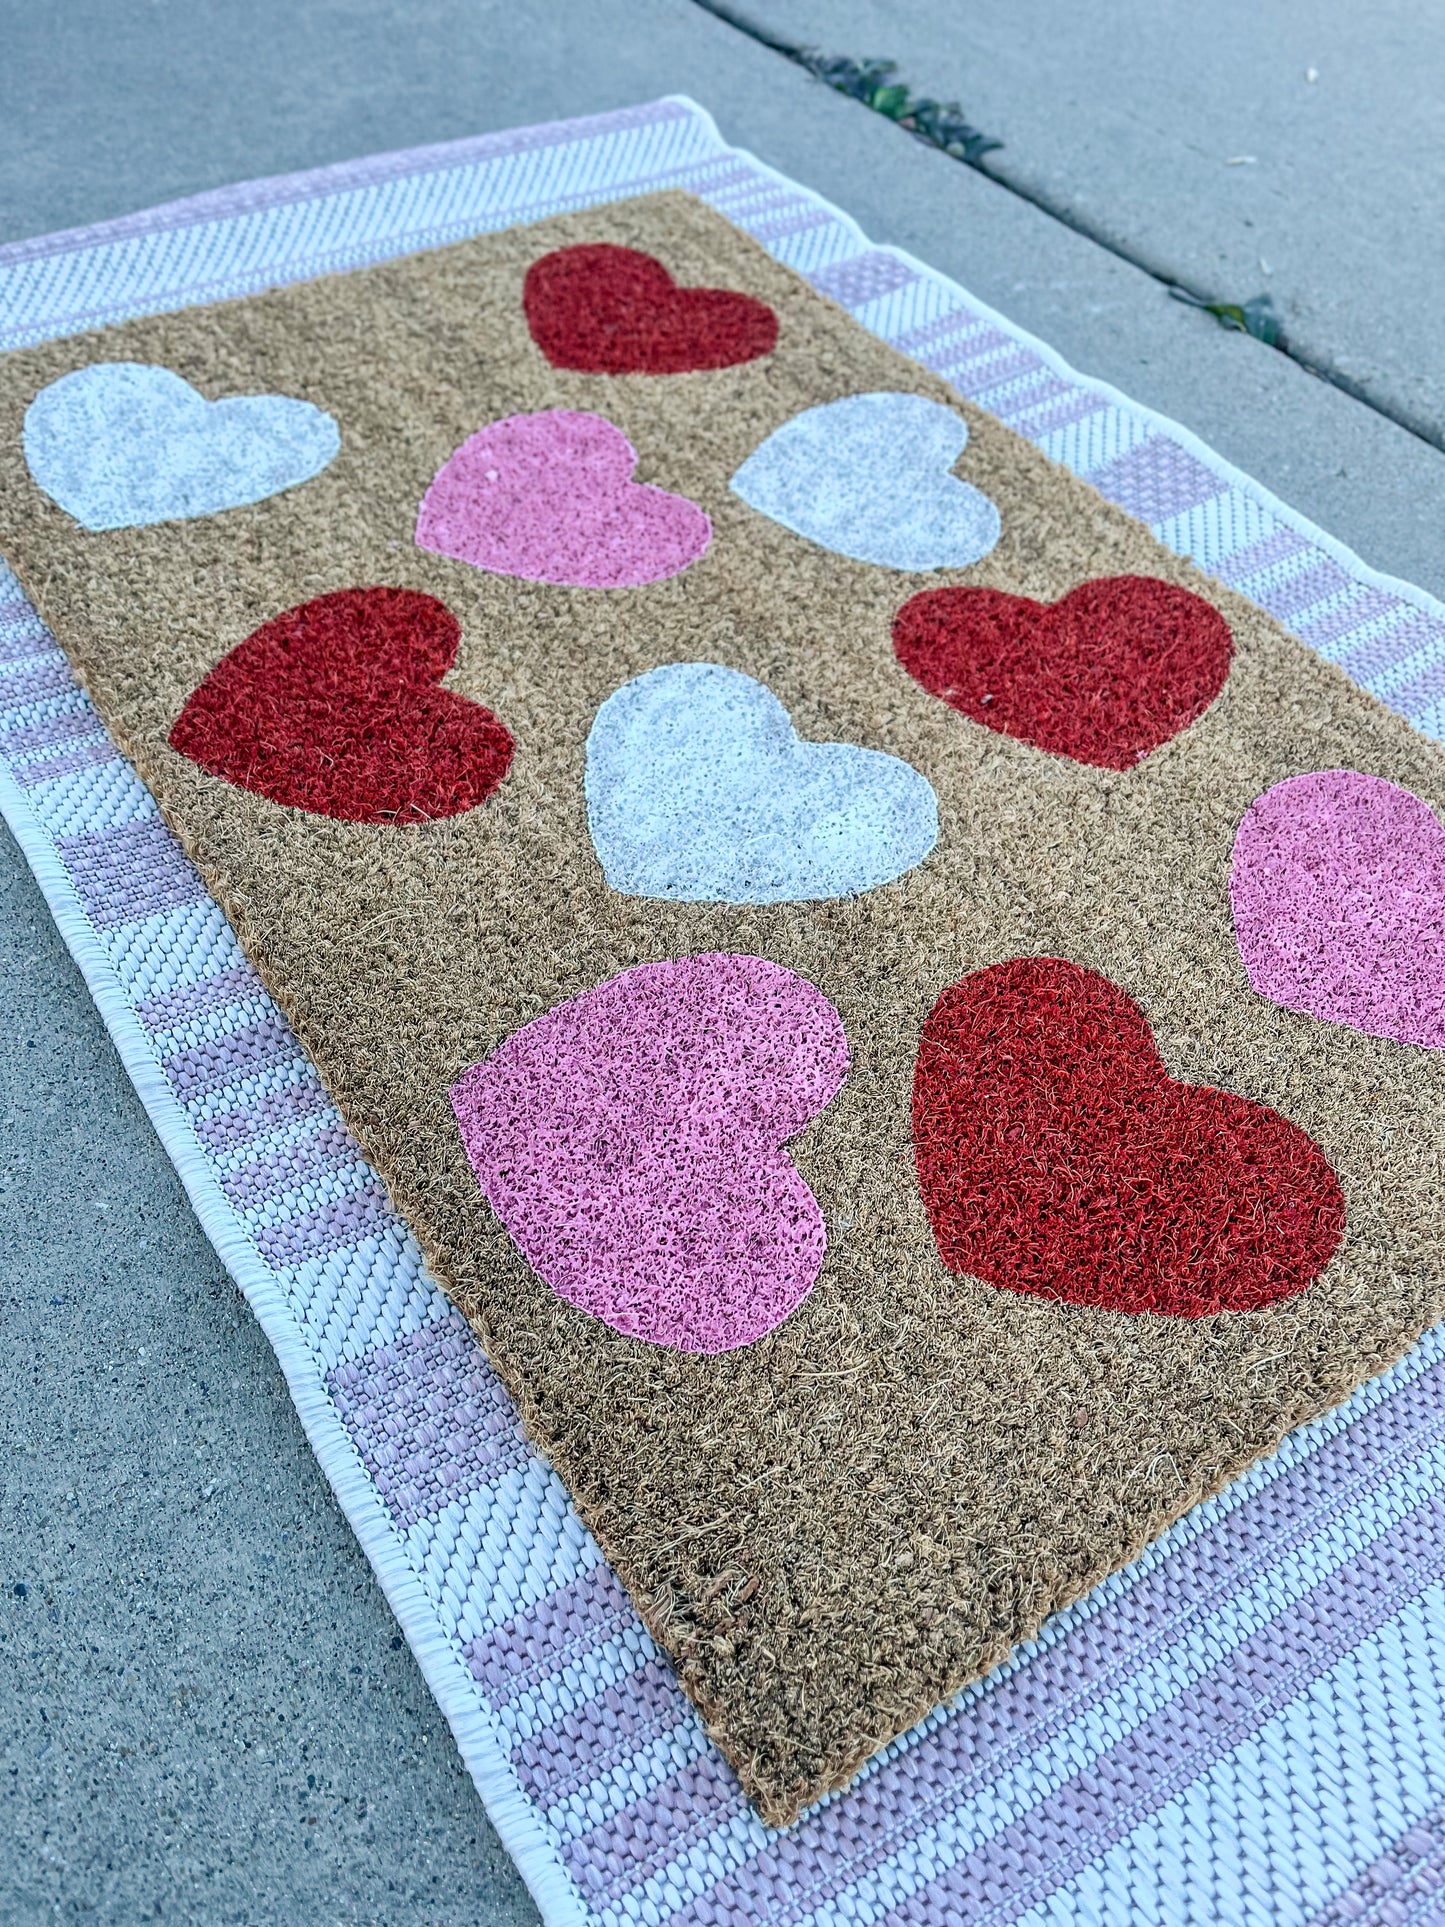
[584,662,938,902]
[1230,769,1445,1048]
[23,361,340,531]
[729,391,1000,571]
[522,243,779,374]
[893,575,1234,769]
[415,409,711,588]
[450,954,849,1353]
[912,957,1344,1316]
[168,586,513,824]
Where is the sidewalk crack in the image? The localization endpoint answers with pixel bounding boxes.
[687,0,1445,457]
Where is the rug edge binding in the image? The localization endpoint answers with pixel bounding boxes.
[0,756,594,1927]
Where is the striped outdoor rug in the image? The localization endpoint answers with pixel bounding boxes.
[4,99,1444,1925]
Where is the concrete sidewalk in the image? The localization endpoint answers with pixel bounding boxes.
[744,0,1445,449]
[3,4,1442,1922]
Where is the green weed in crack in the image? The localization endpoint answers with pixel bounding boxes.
[689,6,1304,372]
[791,43,1291,357]
[801,53,1003,166]
[1169,286,1284,346]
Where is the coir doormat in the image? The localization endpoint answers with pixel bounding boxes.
[4,102,1445,1862]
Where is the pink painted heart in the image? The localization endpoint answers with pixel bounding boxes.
[415,408,711,588]
[449,953,849,1353]
[1230,768,1445,1048]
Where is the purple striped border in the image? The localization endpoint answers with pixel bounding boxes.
[874,1496,1445,1926]
[548,1357,1445,1920]
[1308,1804,1445,1926]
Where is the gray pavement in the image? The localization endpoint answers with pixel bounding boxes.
[743,0,1445,449]
[3,3,1444,1922]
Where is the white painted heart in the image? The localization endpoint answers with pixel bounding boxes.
[729,390,1001,571]
[585,660,938,902]
[23,362,340,531]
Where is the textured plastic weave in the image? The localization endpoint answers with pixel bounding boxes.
[4,99,1445,1927]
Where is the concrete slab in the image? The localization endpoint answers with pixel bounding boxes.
[739,0,1445,448]
[3,2,1444,1920]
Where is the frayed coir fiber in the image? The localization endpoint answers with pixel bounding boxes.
[1,193,1444,1825]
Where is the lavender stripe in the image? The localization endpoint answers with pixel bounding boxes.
[251,1180,394,1269]
[1391,648,1445,715]
[0,660,76,709]
[1214,526,1313,586]
[669,158,767,198]
[0,628,55,665]
[748,207,836,245]
[949,346,1044,397]
[191,1080,331,1154]
[57,820,206,931]
[14,740,118,788]
[1259,556,1354,622]
[566,1751,742,1902]
[508,1656,694,1808]
[992,376,1078,428]
[1340,612,1440,683]
[876,1494,1445,1926]
[463,1564,639,1706]
[1090,436,1224,523]
[713,182,807,221]
[900,316,1007,363]
[328,1316,527,1530]
[1299,584,1399,651]
[672,1357,1445,1926]
[1000,372,1072,413]
[163,1014,300,1098]
[219,1124,364,1212]
[811,250,919,310]
[0,101,691,266]
[935,328,1029,372]
[1307,1803,1445,1926]
[1015,389,1104,438]
[0,709,105,753]
[136,966,263,1031]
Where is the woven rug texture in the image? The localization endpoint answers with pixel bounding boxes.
[4,100,1445,1924]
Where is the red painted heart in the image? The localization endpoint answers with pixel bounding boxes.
[912,957,1345,1316]
[522,243,779,375]
[893,574,1233,770]
[169,586,514,824]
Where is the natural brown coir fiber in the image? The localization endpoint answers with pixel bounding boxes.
[2,192,1443,1825]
